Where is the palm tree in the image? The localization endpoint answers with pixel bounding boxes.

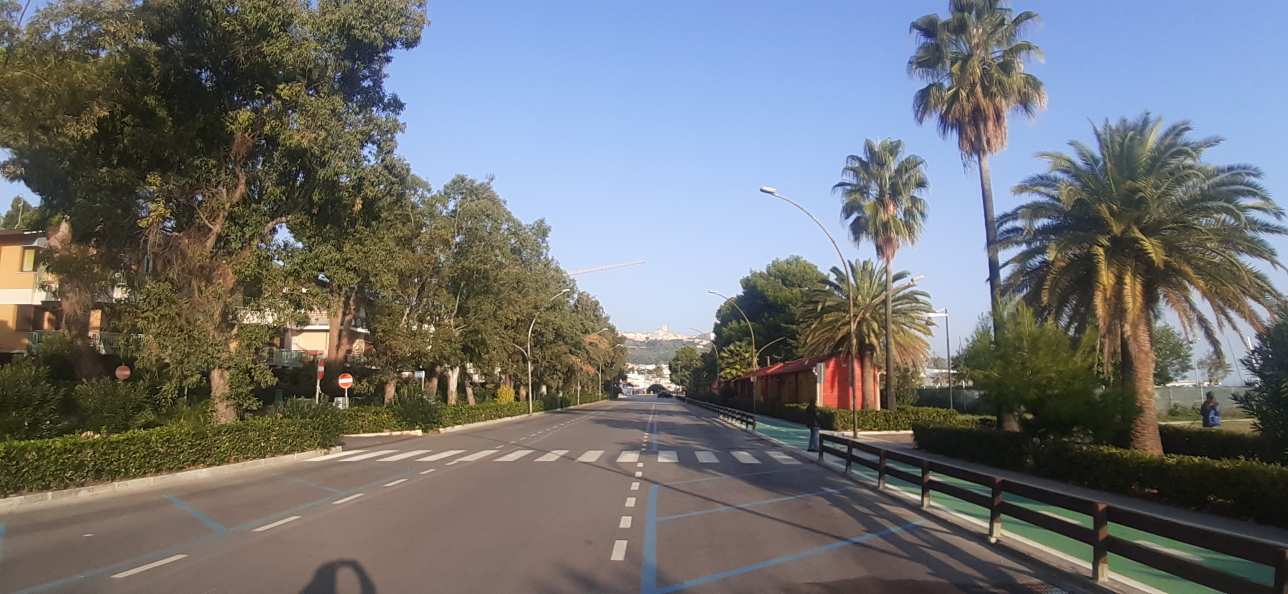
[908,0,1046,336]
[801,260,934,409]
[834,138,929,410]
[999,114,1285,454]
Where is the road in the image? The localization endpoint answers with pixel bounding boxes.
[0,397,1070,593]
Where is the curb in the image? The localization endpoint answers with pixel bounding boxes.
[343,429,423,438]
[0,447,341,514]
[434,399,608,433]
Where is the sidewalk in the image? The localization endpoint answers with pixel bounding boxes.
[751,412,1284,594]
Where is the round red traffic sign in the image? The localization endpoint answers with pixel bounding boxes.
[337,373,354,390]
[114,365,131,381]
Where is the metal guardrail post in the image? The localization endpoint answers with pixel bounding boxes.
[1092,502,1109,583]
[817,439,825,464]
[988,477,1004,544]
[845,443,853,474]
[877,450,887,489]
[920,459,930,509]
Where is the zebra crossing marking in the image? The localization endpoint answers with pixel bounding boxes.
[767,451,800,465]
[338,450,399,462]
[309,449,367,462]
[617,451,640,463]
[695,451,719,464]
[417,450,464,462]
[536,450,568,462]
[448,450,500,465]
[495,449,534,462]
[657,450,678,463]
[577,450,604,462]
[376,450,432,462]
[731,451,760,464]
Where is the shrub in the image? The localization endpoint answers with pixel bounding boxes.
[495,384,516,403]
[336,406,402,434]
[912,423,1032,470]
[270,399,344,435]
[1236,313,1288,461]
[390,395,440,429]
[73,379,160,433]
[703,397,980,432]
[1158,425,1279,463]
[0,416,341,496]
[0,358,68,440]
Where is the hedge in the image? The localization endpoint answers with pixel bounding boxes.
[0,417,341,496]
[911,424,1288,528]
[338,407,412,434]
[1158,424,1281,464]
[698,397,981,432]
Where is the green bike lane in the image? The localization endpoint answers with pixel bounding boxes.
[750,413,1273,594]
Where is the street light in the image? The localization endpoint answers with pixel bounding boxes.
[924,309,952,411]
[708,289,757,413]
[525,287,571,414]
[757,336,787,367]
[760,186,861,437]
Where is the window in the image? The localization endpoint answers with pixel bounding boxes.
[20,247,37,272]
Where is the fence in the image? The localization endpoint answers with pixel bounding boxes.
[817,433,1288,594]
[677,396,756,430]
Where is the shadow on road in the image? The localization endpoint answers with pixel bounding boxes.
[299,559,378,594]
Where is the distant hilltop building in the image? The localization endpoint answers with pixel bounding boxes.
[621,324,709,343]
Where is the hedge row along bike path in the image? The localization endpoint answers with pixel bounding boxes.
[749,412,1280,594]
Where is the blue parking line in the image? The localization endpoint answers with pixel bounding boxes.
[165,496,226,535]
[657,486,853,522]
[641,484,658,594]
[1,521,7,563]
[653,520,925,593]
[279,476,342,494]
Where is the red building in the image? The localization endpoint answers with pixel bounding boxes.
[726,352,876,410]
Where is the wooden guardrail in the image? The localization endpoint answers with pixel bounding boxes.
[678,396,757,430]
[817,433,1288,594]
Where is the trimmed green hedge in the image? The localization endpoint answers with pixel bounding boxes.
[912,424,1288,528]
[699,397,981,432]
[1159,425,1280,463]
[339,407,411,434]
[0,417,341,496]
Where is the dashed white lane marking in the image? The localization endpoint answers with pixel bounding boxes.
[448,450,500,465]
[384,478,408,487]
[636,462,644,468]
[619,516,633,528]
[419,469,436,475]
[696,451,719,463]
[630,481,640,491]
[418,450,464,462]
[495,449,534,462]
[111,554,188,578]
[337,450,398,462]
[634,471,643,478]
[310,449,366,461]
[625,497,637,508]
[577,450,604,462]
[332,493,364,505]
[376,450,432,462]
[731,451,760,464]
[617,451,640,463]
[767,451,800,465]
[535,450,568,462]
[657,450,678,463]
[610,540,629,561]
[252,516,301,532]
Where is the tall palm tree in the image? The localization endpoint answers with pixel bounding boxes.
[834,138,929,410]
[801,260,934,409]
[908,0,1046,336]
[999,114,1285,454]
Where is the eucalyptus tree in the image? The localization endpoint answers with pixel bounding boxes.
[908,0,1045,333]
[834,138,929,409]
[999,115,1285,453]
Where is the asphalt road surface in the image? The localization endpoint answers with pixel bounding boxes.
[0,397,1071,593]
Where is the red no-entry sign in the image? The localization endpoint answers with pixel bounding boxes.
[337,373,354,390]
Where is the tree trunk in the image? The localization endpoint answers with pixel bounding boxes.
[46,220,102,379]
[860,347,878,410]
[519,384,528,401]
[426,368,439,401]
[210,367,237,423]
[883,259,896,411]
[464,377,475,405]
[383,378,397,404]
[446,366,460,405]
[977,153,1004,341]
[1124,314,1164,454]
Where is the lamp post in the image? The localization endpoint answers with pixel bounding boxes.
[757,336,787,367]
[585,327,610,404]
[925,309,952,411]
[708,289,757,413]
[525,288,572,414]
[760,186,860,437]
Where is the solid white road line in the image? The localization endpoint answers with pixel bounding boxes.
[657,450,677,463]
[447,450,500,465]
[695,451,719,464]
[376,450,432,462]
[418,449,464,462]
[619,516,633,528]
[332,493,364,505]
[610,540,629,561]
[617,451,640,463]
[577,450,604,462]
[337,450,398,462]
[384,478,408,487]
[111,554,188,578]
[625,497,637,508]
[630,481,640,491]
[731,451,760,464]
[252,516,301,532]
[535,450,568,462]
[309,449,366,462]
[767,451,800,465]
[495,449,534,462]
[419,469,436,475]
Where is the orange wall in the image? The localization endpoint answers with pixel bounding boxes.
[0,245,38,290]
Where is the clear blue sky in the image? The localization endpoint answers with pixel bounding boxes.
[5,1,1288,370]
